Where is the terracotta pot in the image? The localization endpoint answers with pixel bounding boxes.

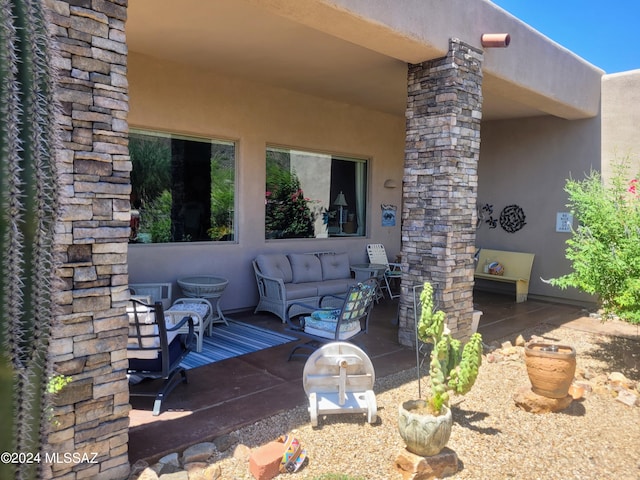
[398,400,452,456]
[524,343,576,398]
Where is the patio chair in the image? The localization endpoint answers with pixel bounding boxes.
[285,278,378,360]
[127,298,196,416]
[366,243,402,299]
[129,282,173,310]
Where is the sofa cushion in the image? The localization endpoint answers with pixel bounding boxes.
[256,254,293,283]
[316,278,358,297]
[289,253,323,284]
[284,282,319,300]
[320,252,351,280]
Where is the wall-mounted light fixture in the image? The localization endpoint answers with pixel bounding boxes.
[481,33,511,48]
[383,179,397,189]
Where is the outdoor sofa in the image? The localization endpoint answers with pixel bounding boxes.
[252,252,358,322]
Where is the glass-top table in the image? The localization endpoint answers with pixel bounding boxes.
[177,275,229,326]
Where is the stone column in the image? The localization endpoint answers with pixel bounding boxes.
[398,38,483,347]
[45,1,131,479]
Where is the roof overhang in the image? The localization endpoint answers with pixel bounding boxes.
[126,0,603,120]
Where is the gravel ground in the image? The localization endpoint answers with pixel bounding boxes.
[134,325,640,480]
[150,324,640,480]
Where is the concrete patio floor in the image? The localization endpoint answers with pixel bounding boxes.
[128,289,630,464]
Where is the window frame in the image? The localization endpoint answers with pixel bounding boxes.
[129,128,238,245]
[265,144,369,240]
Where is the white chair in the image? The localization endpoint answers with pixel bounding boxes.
[366,244,402,299]
[129,283,173,310]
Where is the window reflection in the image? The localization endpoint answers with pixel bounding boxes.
[265,146,367,239]
[129,130,235,243]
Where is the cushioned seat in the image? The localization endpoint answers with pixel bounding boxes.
[127,298,196,416]
[253,252,357,322]
[285,278,378,360]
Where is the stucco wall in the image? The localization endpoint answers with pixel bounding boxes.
[126,52,405,311]
[601,70,640,182]
[477,115,600,304]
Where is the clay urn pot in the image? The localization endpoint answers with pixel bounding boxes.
[524,342,576,398]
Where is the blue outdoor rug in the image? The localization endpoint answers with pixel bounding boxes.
[180,319,297,370]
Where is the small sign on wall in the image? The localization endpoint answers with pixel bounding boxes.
[381,204,397,227]
[556,212,573,233]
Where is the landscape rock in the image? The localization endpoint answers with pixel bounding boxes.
[513,386,573,413]
[213,433,237,452]
[609,371,633,388]
[182,442,216,464]
[157,452,180,468]
[615,388,639,407]
[395,447,459,479]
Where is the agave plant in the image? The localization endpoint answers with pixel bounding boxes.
[0,1,60,478]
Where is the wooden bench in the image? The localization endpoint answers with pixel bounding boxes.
[474,249,535,303]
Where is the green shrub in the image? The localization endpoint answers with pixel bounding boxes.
[550,160,640,324]
[139,190,172,243]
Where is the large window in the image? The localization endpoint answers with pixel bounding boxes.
[129,130,235,243]
[265,146,367,239]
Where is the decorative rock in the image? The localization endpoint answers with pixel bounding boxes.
[395,447,459,479]
[213,433,237,452]
[157,462,183,476]
[233,444,252,461]
[157,452,180,468]
[184,462,222,480]
[156,471,188,480]
[131,466,158,480]
[249,440,285,480]
[513,386,573,413]
[609,372,633,388]
[129,459,149,478]
[568,383,585,400]
[182,442,216,464]
[615,389,639,407]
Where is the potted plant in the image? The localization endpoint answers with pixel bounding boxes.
[398,282,483,456]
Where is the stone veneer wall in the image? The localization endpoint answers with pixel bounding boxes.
[44,1,131,479]
[398,39,483,347]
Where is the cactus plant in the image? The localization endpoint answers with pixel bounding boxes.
[417,282,483,414]
[0,1,60,479]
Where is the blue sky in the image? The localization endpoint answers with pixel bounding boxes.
[491,0,640,74]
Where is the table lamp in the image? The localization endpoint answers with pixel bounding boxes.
[333,191,347,233]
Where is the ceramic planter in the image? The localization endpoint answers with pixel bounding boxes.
[524,342,576,398]
[398,400,452,456]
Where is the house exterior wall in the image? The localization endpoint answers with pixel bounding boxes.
[126,52,406,310]
[601,70,640,182]
[476,115,600,304]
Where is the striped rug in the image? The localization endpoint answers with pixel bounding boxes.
[180,319,297,370]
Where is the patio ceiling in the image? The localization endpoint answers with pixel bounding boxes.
[126,0,596,121]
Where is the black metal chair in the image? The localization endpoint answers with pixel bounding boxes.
[127,298,196,415]
[285,278,378,360]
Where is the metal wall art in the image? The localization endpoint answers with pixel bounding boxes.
[499,204,526,233]
[478,203,527,233]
